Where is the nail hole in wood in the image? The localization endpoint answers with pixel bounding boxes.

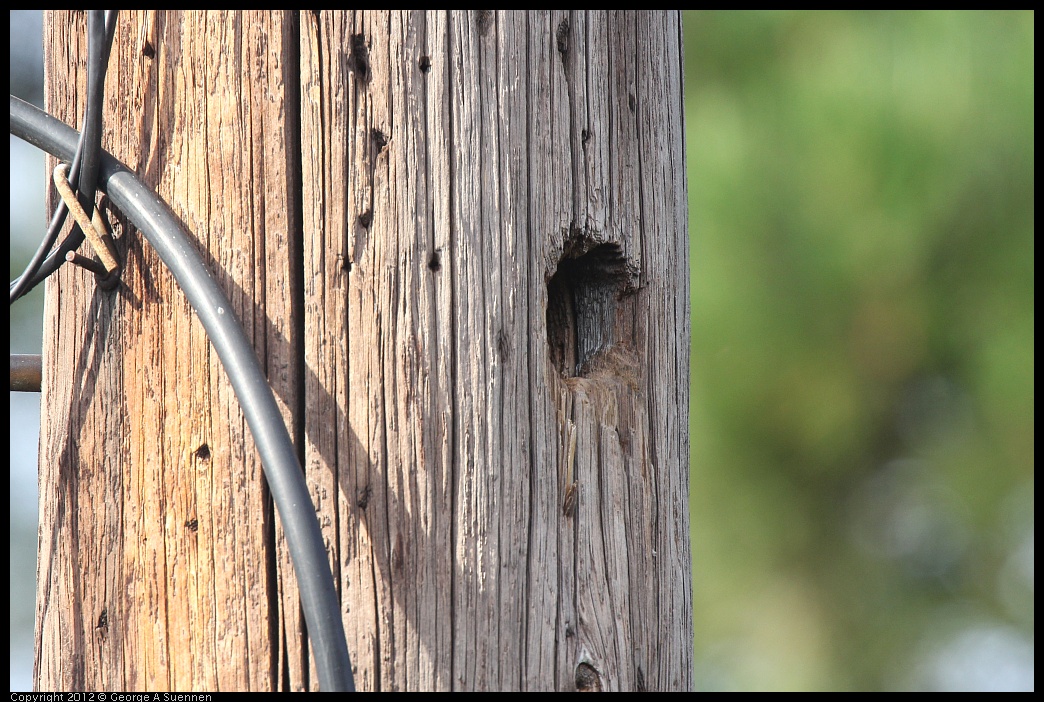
[475,10,494,36]
[357,484,372,509]
[350,33,371,82]
[556,18,570,56]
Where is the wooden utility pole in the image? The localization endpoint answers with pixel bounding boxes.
[37,11,691,691]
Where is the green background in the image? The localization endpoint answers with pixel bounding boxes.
[684,10,1033,690]
[10,10,1034,691]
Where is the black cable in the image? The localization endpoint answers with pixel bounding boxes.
[10,10,117,303]
[10,95,355,692]
[39,10,120,281]
[9,11,97,303]
[8,120,83,303]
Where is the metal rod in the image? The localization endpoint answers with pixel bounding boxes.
[10,354,42,393]
[53,162,120,273]
[65,250,108,276]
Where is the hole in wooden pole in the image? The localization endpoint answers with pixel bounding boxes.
[546,241,630,378]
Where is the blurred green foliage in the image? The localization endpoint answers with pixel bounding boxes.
[684,10,1033,690]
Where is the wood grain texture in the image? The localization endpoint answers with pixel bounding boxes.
[37,11,300,691]
[36,10,690,692]
[300,10,691,691]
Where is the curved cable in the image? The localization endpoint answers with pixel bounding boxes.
[10,11,119,304]
[11,95,355,692]
[10,11,106,302]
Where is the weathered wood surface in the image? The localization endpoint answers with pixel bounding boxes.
[37,10,691,691]
[38,10,301,691]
